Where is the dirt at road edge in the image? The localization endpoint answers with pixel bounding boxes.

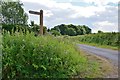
[80,49,118,78]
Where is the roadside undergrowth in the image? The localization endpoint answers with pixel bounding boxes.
[2,31,100,78]
[78,49,118,78]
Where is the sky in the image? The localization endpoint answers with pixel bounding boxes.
[20,0,119,33]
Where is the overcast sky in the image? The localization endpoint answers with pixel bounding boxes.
[20,0,118,33]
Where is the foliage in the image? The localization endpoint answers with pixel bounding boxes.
[30,21,34,26]
[2,24,31,34]
[30,24,47,35]
[2,30,99,79]
[1,0,29,34]
[66,28,76,36]
[98,30,103,33]
[77,32,119,47]
[50,30,61,36]
[1,1,28,25]
[51,24,91,36]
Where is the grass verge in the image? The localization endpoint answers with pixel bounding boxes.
[78,49,118,78]
[79,42,118,50]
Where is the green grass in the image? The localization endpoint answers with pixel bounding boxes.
[69,33,119,50]
[2,31,100,79]
[79,42,118,50]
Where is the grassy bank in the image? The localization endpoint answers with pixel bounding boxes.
[70,32,119,50]
[79,42,118,50]
[2,31,101,78]
[79,49,117,78]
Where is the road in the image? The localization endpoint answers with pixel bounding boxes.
[77,44,118,66]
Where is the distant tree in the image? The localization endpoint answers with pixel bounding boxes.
[76,28,83,35]
[30,21,34,26]
[66,28,76,36]
[43,27,47,35]
[98,30,103,33]
[68,24,76,29]
[47,28,50,32]
[50,24,91,36]
[51,30,61,36]
[83,25,91,34]
[31,24,47,35]
[58,24,68,35]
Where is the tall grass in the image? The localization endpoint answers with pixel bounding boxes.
[2,31,99,78]
[70,33,119,49]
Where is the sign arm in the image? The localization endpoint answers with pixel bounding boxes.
[29,10,43,35]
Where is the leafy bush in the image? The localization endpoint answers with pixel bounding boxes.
[2,24,31,34]
[78,32,119,47]
[97,30,103,33]
[50,30,61,36]
[2,31,99,79]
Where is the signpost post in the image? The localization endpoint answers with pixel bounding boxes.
[29,10,43,35]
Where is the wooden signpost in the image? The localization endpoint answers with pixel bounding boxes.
[29,10,43,35]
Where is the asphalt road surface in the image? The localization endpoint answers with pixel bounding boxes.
[77,44,118,66]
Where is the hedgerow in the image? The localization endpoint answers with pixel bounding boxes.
[2,31,99,79]
[78,32,119,47]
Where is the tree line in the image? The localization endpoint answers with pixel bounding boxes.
[50,24,91,36]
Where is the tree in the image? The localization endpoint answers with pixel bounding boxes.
[31,24,47,35]
[51,30,61,36]
[30,21,34,26]
[50,24,91,36]
[47,28,50,32]
[43,27,47,35]
[57,24,68,35]
[83,25,91,34]
[66,28,76,36]
[1,1,28,25]
[76,28,83,35]
[98,30,103,33]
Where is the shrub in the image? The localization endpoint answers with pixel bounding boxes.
[78,33,119,47]
[50,30,61,36]
[2,31,99,79]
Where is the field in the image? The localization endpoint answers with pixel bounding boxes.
[2,31,100,78]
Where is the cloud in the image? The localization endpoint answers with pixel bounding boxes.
[93,21,118,33]
[44,10,53,17]
[82,0,118,6]
[21,0,118,32]
[69,6,105,18]
[21,0,106,18]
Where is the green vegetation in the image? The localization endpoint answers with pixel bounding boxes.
[71,32,119,50]
[2,31,100,78]
[79,42,118,50]
[1,1,29,34]
[30,21,47,35]
[50,30,61,36]
[1,1,28,25]
[51,24,91,36]
[1,0,118,79]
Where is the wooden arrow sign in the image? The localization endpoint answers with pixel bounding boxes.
[29,10,40,15]
[29,10,43,35]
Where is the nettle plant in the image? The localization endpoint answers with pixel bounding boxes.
[2,30,98,78]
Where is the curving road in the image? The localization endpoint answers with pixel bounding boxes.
[77,44,119,66]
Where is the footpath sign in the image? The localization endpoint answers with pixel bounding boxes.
[29,10,43,35]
